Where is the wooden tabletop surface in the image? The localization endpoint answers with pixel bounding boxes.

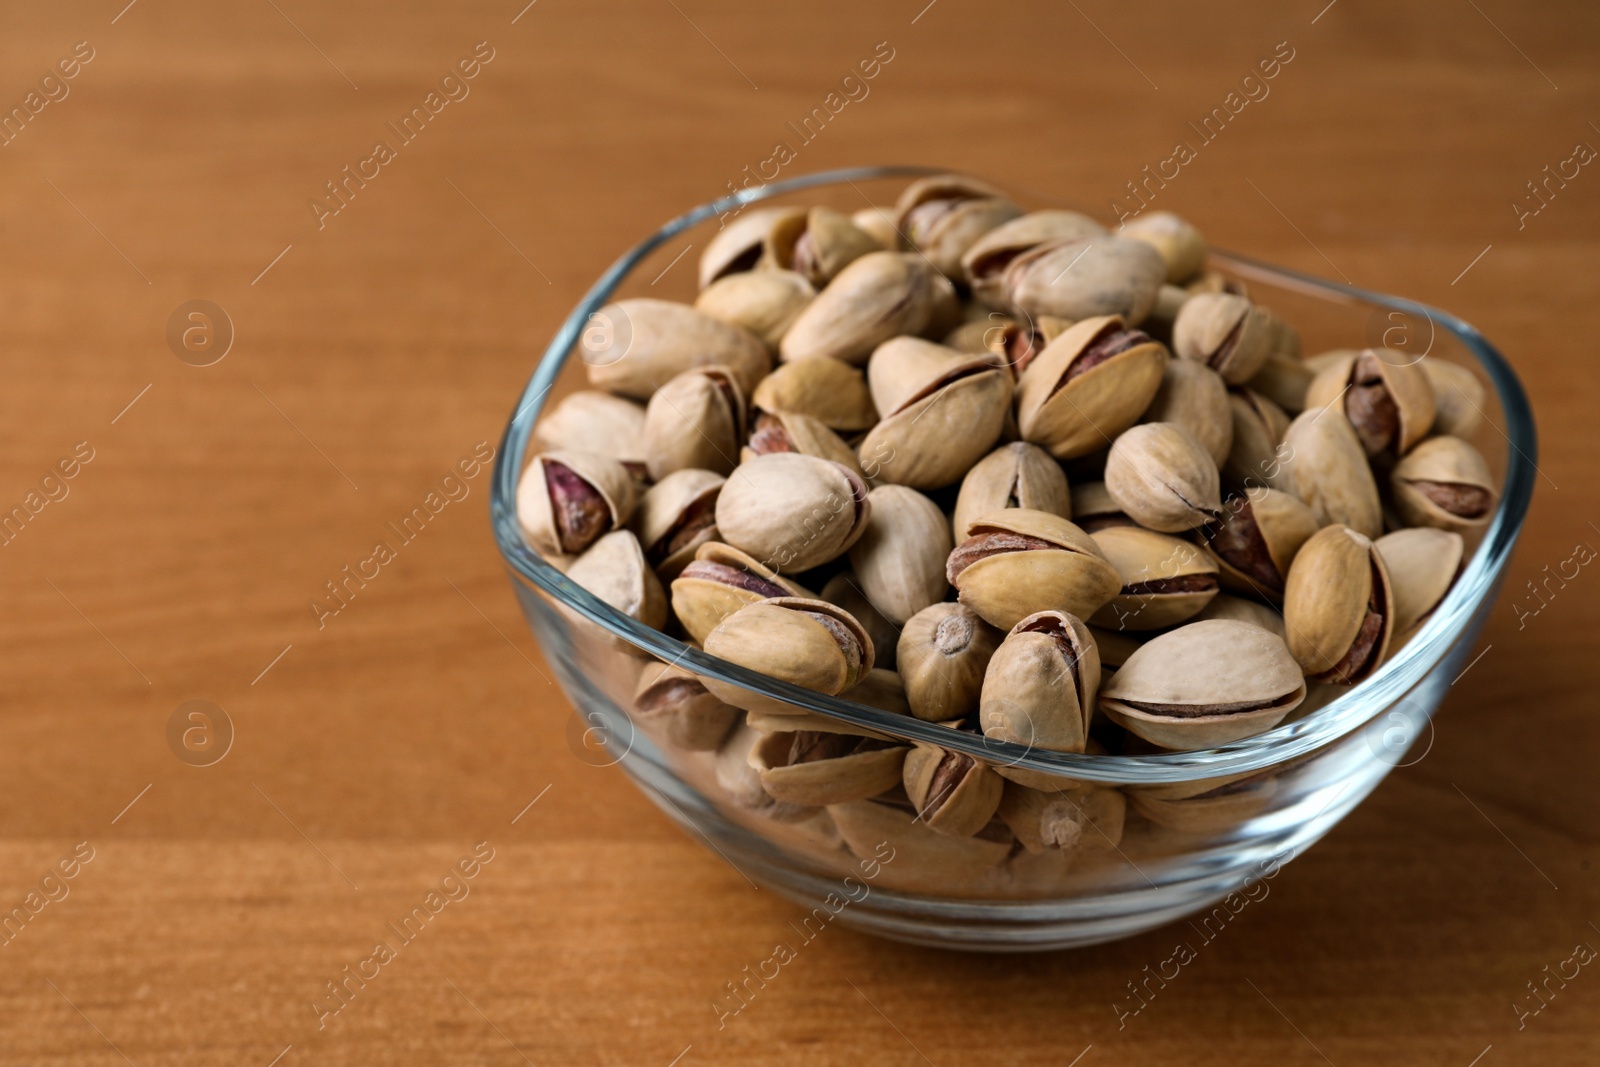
[2,1,1598,1063]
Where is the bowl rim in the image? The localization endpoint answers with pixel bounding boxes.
[488,165,1537,785]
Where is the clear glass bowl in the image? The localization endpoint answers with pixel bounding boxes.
[489,166,1536,950]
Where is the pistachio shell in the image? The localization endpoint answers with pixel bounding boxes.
[1422,359,1486,438]
[857,338,1012,488]
[1142,283,1191,346]
[1172,292,1276,384]
[1099,619,1306,750]
[1016,315,1169,460]
[1277,405,1383,538]
[1192,594,1287,640]
[1282,525,1394,683]
[998,781,1126,853]
[897,602,1001,722]
[1003,236,1166,325]
[1069,481,1134,533]
[894,174,1024,277]
[1390,435,1498,531]
[630,468,725,580]
[702,597,875,710]
[961,209,1108,308]
[1194,486,1319,600]
[669,541,811,643]
[948,509,1122,630]
[1374,527,1463,637]
[534,391,648,469]
[902,738,1005,838]
[828,798,1012,882]
[1088,526,1219,631]
[979,609,1099,751]
[749,357,878,433]
[698,207,800,288]
[1222,387,1292,488]
[584,298,771,400]
[763,205,883,286]
[1305,348,1437,457]
[779,251,944,365]
[1104,422,1223,532]
[1119,211,1207,283]
[847,485,953,625]
[819,572,899,670]
[643,366,745,480]
[991,736,1113,794]
[851,205,902,249]
[634,662,738,750]
[715,721,812,818]
[741,410,864,477]
[1128,775,1279,833]
[715,453,871,573]
[694,269,816,348]
[1087,626,1144,670]
[952,441,1073,542]
[749,727,907,806]
[516,450,638,558]
[1246,351,1313,415]
[1142,357,1232,465]
[565,530,667,630]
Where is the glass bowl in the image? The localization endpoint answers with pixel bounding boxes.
[489,166,1535,951]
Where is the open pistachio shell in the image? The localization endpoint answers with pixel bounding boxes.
[1278,405,1383,538]
[979,609,1099,752]
[897,602,1001,722]
[1245,351,1314,416]
[534,391,648,474]
[1142,357,1233,465]
[894,174,1024,278]
[847,485,952,625]
[961,209,1108,308]
[1002,235,1166,326]
[1223,387,1292,488]
[903,736,1006,838]
[762,205,883,287]
[701,597,875,714]
[631,468,725,581]
[585,298,771,400]
[1390,435,1498,531]
[1422,359,1486,438]
[749,726,908,807]
[780,251,944,366]
[1193,594,1288,640]
[1282,525,1395,684]
[715,452,871,574]
[1119,211,1207,284]
[1099,619,1306,750]
[634,661,738,751]
[565,530,668,630]
[819,572,899,670]
[1089,527,1219,631]
[1374,527,1464,637]
[698,207,800,288]
[1104,422,1223,532]
[1172,292,1276,384]
[1305,348,1437,457]
[1016,315,1169,460]
[749,357,878,434]
[741,409,864,477]
[669,541,810,643]
[857,338,1012,488]
[643,366,745,480]
[715,721,813,820]
[517,450,638,558]
[694,269,815,349]
[1194,486,1319,600]
[952,441,1073,542]
[948,509,1122,631]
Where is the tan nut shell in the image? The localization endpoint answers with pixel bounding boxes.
[897,602,1001,722]
[902,741,1005,838]
[1193,594,1288,640]
[847,486,953,625]
[1375,527,1464,637]
[1002,236,1166,326]
[952,442,1073,542]
[702,597,875,709]
[748,729,908,807]
[851,205,901,249]
[516,450,638,558]
[634,661,738,751]
[894,174,1024,277]
[1223,388,1292,488]
[746,669,910,739]
[961,209,1108,307]
[951,510,1122,631]
[1391,435,1498,531]
[715,452,870,574]
[819,572,899,670]
[694,269,815,348]
[999,782,1127,853]
[779,251,943,366]
[1142,357,1233,465]
[762,205,883,286]
[1104,422,1223,532]
[750,357,878,433]
[1089,527,1219,631]
[1119,211,1207,284]
[857,338,1012,489]
[631,468,724,580]
[698,206,799,288]
[1199,486,1320,599]
[1277,406,1383,538]
[979,610,1099,752]
[1245,351,1314,416]
[1100,620,1306,750]
[1305,348,1437,456]
[1069,481,1132,532]
[643,366,745,480]
[1172,292,1276,384]
[534,391,648,467]
[565,530,668,630]
[740,410,864,478]
[1016,315,1169,460]
[1423,359,1486,438]
[1128,776,1279,834]
[585,298,770,400]
[829,798,1011,882]
[668,541,810,643]
[1282,525,1394,681]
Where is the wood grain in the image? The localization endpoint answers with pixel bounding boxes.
[0,0,1597,1063]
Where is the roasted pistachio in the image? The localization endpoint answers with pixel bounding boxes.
[517,450,637,558]
[669,541,810,643]
[829,797,1011,884]
[961,209,1107,308]
[1142,357,1233,465]
[898,602,1001,722]
[894,174,1023,277]
[1282,524,1395,684]
[1002,235,1166,326]
[694,269,816,349]
[1222,387,1292,488]
[748,724,907,806]
[998,781,1126,854]
[715,720,812,819]
[1099,619,1307,750]
[585,298,771,400]
[741,409,863,477]
[1422,358,1486,438]
[534,390,649,478]
[1104,422,1223,532]
[1305,348,1437,457]
[902,733,1005,838]
[780,251,945,365]
[819,572,900,670]
[702,597,875,712]
[698,207,799,288]
[1119,211,1207,284]
[979,609,1100,751]
[758,205,882,287]
[631,468,724,580]
[947,509,1121,630]
[1246,351,1313,416]
[857,338,1013,488]
[749,357,878,434]
[634,661,738,750]
[1016,315,1169,460]
[715,452,871,574]
[847,485,953,625]
[643,366,745,480]
[850,205,902,249]
[1374,527,1464,637]
[1128,771,1279,833]
[1089,526,1220,631]
[1390,435,1498,531]
[565,529,668,630]
[1194,486,1319,600]
[1193,594,1288,640]
[952,442,1072,542]
[1277,405,1383,538]
[1172,292,1277,384]
[1069,481,1135,533]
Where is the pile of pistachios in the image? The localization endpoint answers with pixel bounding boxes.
[521,174,1496,858]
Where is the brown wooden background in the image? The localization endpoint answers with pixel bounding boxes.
[1,0,1597,1063]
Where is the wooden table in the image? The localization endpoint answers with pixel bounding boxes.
[2,1,1596,1063]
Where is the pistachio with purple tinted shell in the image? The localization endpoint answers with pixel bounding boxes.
[749,357,878,434]
[642,365,745,480]
[631,468,724,580]
[1016,314,1169,460]
[1089,526,1220,631]
[979,609,1100,752]
[669,541,810,643]
[857,338,1013,489]
[634,661,738,751]
[1195,486,1319,600]
[1276,405,1383,538]
[585,298,771,400]
[1390,435,1498,531]
[701,596,875,714]
[897,602,1001,722]
[952,441,1073,542]
[902,732,1005,838]
[715,452,871,574]
[1002,235,1166,326]
[947,509,1122,631]
[894,174,1024,278]
[1142,357,1233,465]
[847,485,953,625]
[1305,348,1437,457]
[517,450,638,558]
[694,269,816,349]
[1119,210,1207,284]
[961,209,1108,308]
[779,251,948,366]
[1104,422,1223,532]
[748,722,908,807]
[1282,524,1395,685]
[1172,292,1277,384]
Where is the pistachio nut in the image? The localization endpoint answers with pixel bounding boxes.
[1002,235,1166,326]
[631,468,725,580]
[584,298,771,400]
[1195,486,1319,600]
[1305,348,1437,457]
[1245,351,1313,415]
[1303,348,1357,376]
[847,485,953,624]
[701,596,875,713]
[1142,283,1191,346]
[741,409,864,477]
[715,720,812,819]
[1374,527,1464,637]
[857,338,1013,488]
[850,205,902,249]
[1193,594,1288,640]
[961,209,1107,308]
[846,667,913,717]
[1141,357,1233,465]
[749,356,878,434]
[1089,527,1220,631]
[1172,292,1277,384]
[1277,405,1383,538]
[779,251,945,365]
[897,602,1001,722]
[1423,358,1486,438]
[998,781,1126,854]
[714,452,871,574]
[902,734,1005,838]
[565,529,668,630]
[985,314,1075,379]
[952,441,1072,542]
[979,609,1100,751]
[819,572,899,670]
[1016,315,1169,460]
[694,269,816,349]
[893,174,1024,277]
[1222,387,1292,488]
[1128,772,1279,833]
[1282,524,1395,684]
[642,365,745,480]
[760,205,883,287]
[747,667,911,734]
[634,661,738,751]
[829,796,1012,883]
[669,541,810,643]
[1103,422,1223,532]
[748,724,908,807]
[1119,210,1207,284]
[1099,619,1307,750]
[534,390,649,478]
[1069,481,1136,534]
[698,206,799,288]
[517,450,637,558]
[1390,435,1498,531]
[947,509,1122,630]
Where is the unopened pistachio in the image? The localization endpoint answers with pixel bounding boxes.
[952,442,1072,542]
[1282,525,1394,684]
[898,602,1001,722]
[947,509,1122,630]
[903,733,1005,838]
[894,174,1023,278]
[858,337,1013,488]
[634,662,738,751]
[1142,357,1232,465]
[1003,235,1166,326]
[517,450,637,558]
[1375,527,1464,637]
[1089,526,1219,631]
[631,468,724,580]
[749,357,878,434]
[1016,315,1169,460]
[979,609,1099,751]
[643,366,745,480]
[1104,422,1222,532]
[1305,348,1436,457]
[1120,211,1207,284]
[585,298,771,400]
[780,251,945,365]
[695,269,816,349]
[847,485,953,624]
[715,452,870,574]
[1390,435,1497,531]
[1277,405,1383,538]
[1172,292,1277,384]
